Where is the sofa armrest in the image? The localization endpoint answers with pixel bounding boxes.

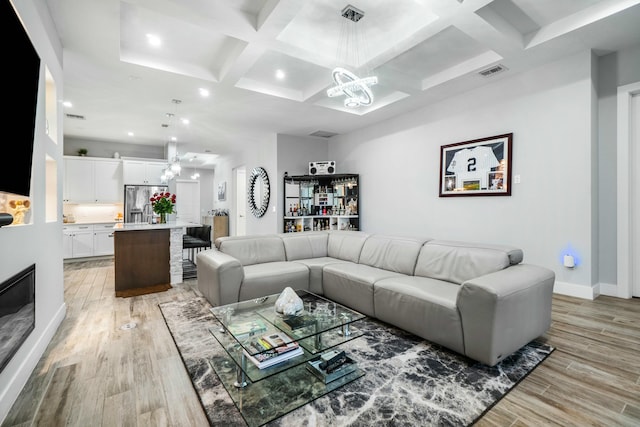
[196,249,244,307]
[457,264,555,366]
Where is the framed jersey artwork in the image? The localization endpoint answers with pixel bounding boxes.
[439,133,513,197]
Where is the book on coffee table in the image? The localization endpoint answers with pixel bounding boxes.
[243,331,303,369]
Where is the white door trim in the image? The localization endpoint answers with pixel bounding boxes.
[233,166,246,236]
[616,81,640,298]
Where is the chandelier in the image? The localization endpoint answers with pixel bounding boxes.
[326,5,378,108]
[161,99,183,182]
[162,154,181,182]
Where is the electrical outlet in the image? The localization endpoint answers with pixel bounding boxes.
[514,174,521,184]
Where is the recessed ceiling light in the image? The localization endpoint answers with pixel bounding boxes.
[63,101,72,108]
[199,88,210,97]
[275,69,286,80]
[171,136,177,141]
[127,132,134,136]
[181,118,189,125]
[146,33,162,47]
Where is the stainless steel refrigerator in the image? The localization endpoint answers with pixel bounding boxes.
[124,184,168,223]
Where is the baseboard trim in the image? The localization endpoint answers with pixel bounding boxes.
[553,281,597,300]
[598,282,619,297]
[0,302,67,424]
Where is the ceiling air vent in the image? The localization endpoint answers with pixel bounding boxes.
[65,113,86,120]
[478,64,508,78]
[309,130,339,138]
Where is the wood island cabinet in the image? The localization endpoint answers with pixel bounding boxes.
[114,228,171,297]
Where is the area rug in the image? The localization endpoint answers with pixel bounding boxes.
[159,297,554,427]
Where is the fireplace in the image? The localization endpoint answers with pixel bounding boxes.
[0,264,35,373]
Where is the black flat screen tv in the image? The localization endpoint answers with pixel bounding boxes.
[1,0,40,197]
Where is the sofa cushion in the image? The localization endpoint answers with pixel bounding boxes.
[281,232,329,261]
[428,240,523,265]
[322,263,405,317]
[217,235,286,266]
[374,276,464,354]
[291,257,350,295]
[358,235,430,275]
[239,262,309,302]
[327,231,369,263]
[415,241,513,285]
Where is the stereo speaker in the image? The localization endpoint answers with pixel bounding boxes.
[309,161,336,175]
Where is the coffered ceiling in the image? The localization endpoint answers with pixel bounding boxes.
[46,0,640,163]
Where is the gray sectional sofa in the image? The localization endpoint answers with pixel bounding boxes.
[196,231,555,366]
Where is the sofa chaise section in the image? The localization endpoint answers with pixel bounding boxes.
[373,240,554,365]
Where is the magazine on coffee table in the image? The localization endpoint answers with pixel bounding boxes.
[243,331,303,369]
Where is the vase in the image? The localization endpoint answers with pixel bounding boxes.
[160,213,167,224]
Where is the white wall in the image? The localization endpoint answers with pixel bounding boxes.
[0,1,65,422]
[179,166,214,220]
[329,51,598,296]
[276,134,329,233]
[213,134,279,236]
[64,137,165,159]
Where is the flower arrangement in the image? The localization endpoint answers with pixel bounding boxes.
[150,192,176,215]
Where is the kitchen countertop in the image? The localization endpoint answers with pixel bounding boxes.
[112,221,200,231]
[63,221,121,225]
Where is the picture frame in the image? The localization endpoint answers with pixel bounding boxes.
[439,133,513,197]
[217,181,227,201]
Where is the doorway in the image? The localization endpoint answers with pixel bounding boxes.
[617,81,640,298]
[234,166,246,236]
[176,179,200,224]
[633,93,640,297]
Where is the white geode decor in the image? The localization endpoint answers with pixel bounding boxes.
[274,287,303,315]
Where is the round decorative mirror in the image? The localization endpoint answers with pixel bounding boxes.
[248,167,270,218]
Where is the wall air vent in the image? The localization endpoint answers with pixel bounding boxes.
[65,113,86,120]
[478,64,508,78]
[309,130,339,138]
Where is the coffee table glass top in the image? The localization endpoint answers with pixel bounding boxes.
[208,290,366,427]
[209,289,365,383]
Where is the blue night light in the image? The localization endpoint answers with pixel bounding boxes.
[559,245,581,268]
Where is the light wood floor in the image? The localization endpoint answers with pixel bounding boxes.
[2,259,639,426]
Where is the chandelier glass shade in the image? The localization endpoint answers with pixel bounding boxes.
[161,99,183,182]
[326,5,378,108]
[327,67,378,107]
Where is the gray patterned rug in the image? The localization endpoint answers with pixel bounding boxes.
[159,296,553,427]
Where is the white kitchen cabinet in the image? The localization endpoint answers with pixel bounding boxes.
[63,225,94,258]
[63,223,116,258]
[64,156,123,203]
[93,224,115,256]
[94,160,123,202]
[64,158,95,202]
[122,159,167,185]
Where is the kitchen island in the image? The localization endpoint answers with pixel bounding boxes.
[112,221,197,297]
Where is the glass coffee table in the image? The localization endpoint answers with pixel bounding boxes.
[208,289,366,427]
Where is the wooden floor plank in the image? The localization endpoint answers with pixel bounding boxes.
[2,259,640,426]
